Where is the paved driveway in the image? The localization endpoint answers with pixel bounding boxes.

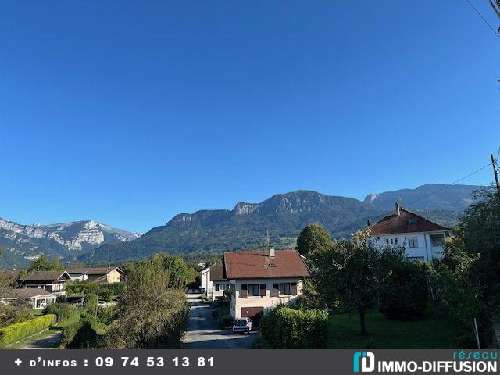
[22,331,62,349]
[182,301,256,349]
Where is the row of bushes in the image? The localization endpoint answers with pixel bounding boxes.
[45,303,79,322]
[260,306,329,348]
[0,303,36,327]
[0,314,56,347]
[65,283,124,302]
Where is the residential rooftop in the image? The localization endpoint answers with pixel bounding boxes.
[370,205,449,235]
[18,271,70,282]
[223,249,310,280]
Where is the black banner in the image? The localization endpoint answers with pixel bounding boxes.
[0,349,498,375]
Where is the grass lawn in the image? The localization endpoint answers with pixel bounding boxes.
[327,311,456,348]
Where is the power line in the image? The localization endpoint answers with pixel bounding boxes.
[452,150,500,185]
[452,162,492,184]
[464,0,500,37]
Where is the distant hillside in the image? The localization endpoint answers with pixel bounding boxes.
[363,184,477,212]
[81,184,481,264]
[0,219,139,268]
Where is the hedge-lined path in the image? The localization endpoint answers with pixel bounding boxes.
[182,301,256,348]
[21,330,62,349]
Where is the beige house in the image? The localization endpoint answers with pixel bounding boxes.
[67,267,123,284]
[222,249,310,324]
[0,288,58,310]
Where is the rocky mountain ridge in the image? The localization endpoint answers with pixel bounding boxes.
[82,184,481,264]
[0,218,139,267]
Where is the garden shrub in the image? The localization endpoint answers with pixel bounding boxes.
[60,320,83,348]
[0,314,56,347]
[84,293,98,314]
[67,320,99,349]
[379,261,429,320]
[0,303,35,327]
[96,306,117,325]
[44,303,78,322]
[260,306,328,348]
[430,264,482,347]
[65,282,124,302]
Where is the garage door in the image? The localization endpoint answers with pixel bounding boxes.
[241,307,264,326]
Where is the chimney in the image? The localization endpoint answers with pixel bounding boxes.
[269,247,275,257]
[367,219,371,227]
[395,201,401,216]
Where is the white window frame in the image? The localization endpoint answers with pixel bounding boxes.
[408,237,418,248]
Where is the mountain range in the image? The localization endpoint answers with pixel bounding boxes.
[0,219,139,268]
[0,184,481,267]
[79,184,480,265]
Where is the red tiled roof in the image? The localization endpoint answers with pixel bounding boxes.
[370,208,449,235]
[223,249,310,279]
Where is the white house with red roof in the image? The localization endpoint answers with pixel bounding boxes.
[369,202,451,261]
[222,248,310,323]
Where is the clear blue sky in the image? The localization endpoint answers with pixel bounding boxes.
[1,1,499,232]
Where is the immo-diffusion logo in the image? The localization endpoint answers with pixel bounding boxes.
[353,352,375,373]
[351,350,497,374]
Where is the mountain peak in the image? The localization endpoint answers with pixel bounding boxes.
[0,217,139,268]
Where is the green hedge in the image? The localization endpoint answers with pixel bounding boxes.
[65,283,124,302]
[260,306,329,348]
[60,320,83,348]
[0,314,56,347]
[44,303,78,322]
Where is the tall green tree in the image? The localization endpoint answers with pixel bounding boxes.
[159,254,197,288]
[438,186,500,346]
[296,224,333,257]
[27,255,63,272]
[105,258,189,348]
[310,229,380,334]
[335,231,381,335]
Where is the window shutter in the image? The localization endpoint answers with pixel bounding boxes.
[240,284,248,298]
[271,284,279,297]
[291,283,298,295]
[260,284,266,296]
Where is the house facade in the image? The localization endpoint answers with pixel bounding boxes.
[369,203,451,262]
[18,271,71,295]
[0,288,58,310]
[201,263,229,301]
[223,249,310,323]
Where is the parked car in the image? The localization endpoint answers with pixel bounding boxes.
[232,317,252,333]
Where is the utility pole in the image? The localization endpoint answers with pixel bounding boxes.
[491,154,500,199]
